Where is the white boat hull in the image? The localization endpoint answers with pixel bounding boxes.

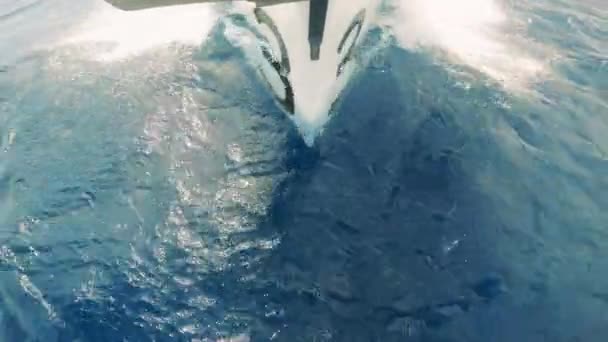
[250,0,379,145]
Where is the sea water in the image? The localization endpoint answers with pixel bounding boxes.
[0,0,606,341]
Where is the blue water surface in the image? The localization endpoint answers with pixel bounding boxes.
[0,0,607,341]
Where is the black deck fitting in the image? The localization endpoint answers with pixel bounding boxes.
[308,0,329,60]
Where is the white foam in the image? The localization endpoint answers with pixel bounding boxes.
[387,0,547,92]
[62,1,225,61]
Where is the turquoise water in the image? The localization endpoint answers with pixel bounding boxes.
[0,0,607,341]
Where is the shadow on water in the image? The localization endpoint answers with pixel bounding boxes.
[253,45,509,342]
